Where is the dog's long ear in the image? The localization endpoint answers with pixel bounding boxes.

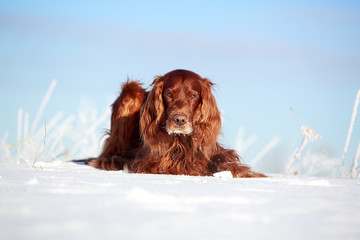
[140,76,165,144]
[193,78,221,148]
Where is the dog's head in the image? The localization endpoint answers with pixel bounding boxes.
[140,69,221,145]
[161,70,203,135]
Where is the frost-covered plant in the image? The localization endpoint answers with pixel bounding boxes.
[351,143,360,179]
[339,89,360,178]
[234,126,280,167]
[251,137,280,167]
[291,151,338,177]
[0,80,110,166]
[285,126,321,177]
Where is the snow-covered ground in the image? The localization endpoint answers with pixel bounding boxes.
[1,161,359,240]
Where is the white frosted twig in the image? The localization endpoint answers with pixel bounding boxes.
[70,107,111,157]
[31,135,38,167]
[0,132,9,148]
[17,109,23,156]
[235,127,257,155]
[251,137,280,166]
[31,79,57,134]
[23,112,29,139]
[285,126,321,177]
[41,120,47,155]
[47,116,74,159]
[42,112,64,135]
[339,89,360,178]
[0,132,10,161]
[351,143,360,179]
[32,112,64,147]
[17,108,23,142]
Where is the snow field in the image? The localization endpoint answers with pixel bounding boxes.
[0,162,359,240]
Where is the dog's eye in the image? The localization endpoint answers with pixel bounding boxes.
[166,92,173,99]
[190,94,197,100]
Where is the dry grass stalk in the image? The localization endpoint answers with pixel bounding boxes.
[31,79,57,133]
[31,135,38,167]
[1,138,32,150]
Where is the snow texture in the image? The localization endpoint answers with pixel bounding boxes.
[1,161,359,240]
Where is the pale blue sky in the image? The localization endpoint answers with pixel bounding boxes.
[1,0,359,173]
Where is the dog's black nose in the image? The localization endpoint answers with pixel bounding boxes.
[173,114,188,126]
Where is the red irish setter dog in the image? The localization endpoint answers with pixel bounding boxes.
[89,69,266,177]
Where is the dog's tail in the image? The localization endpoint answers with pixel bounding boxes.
[71,158,97,165]
[90,81,147,170]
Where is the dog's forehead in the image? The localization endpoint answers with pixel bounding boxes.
[164,76,202,92]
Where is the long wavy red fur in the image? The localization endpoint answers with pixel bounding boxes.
[90,70,266,178]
